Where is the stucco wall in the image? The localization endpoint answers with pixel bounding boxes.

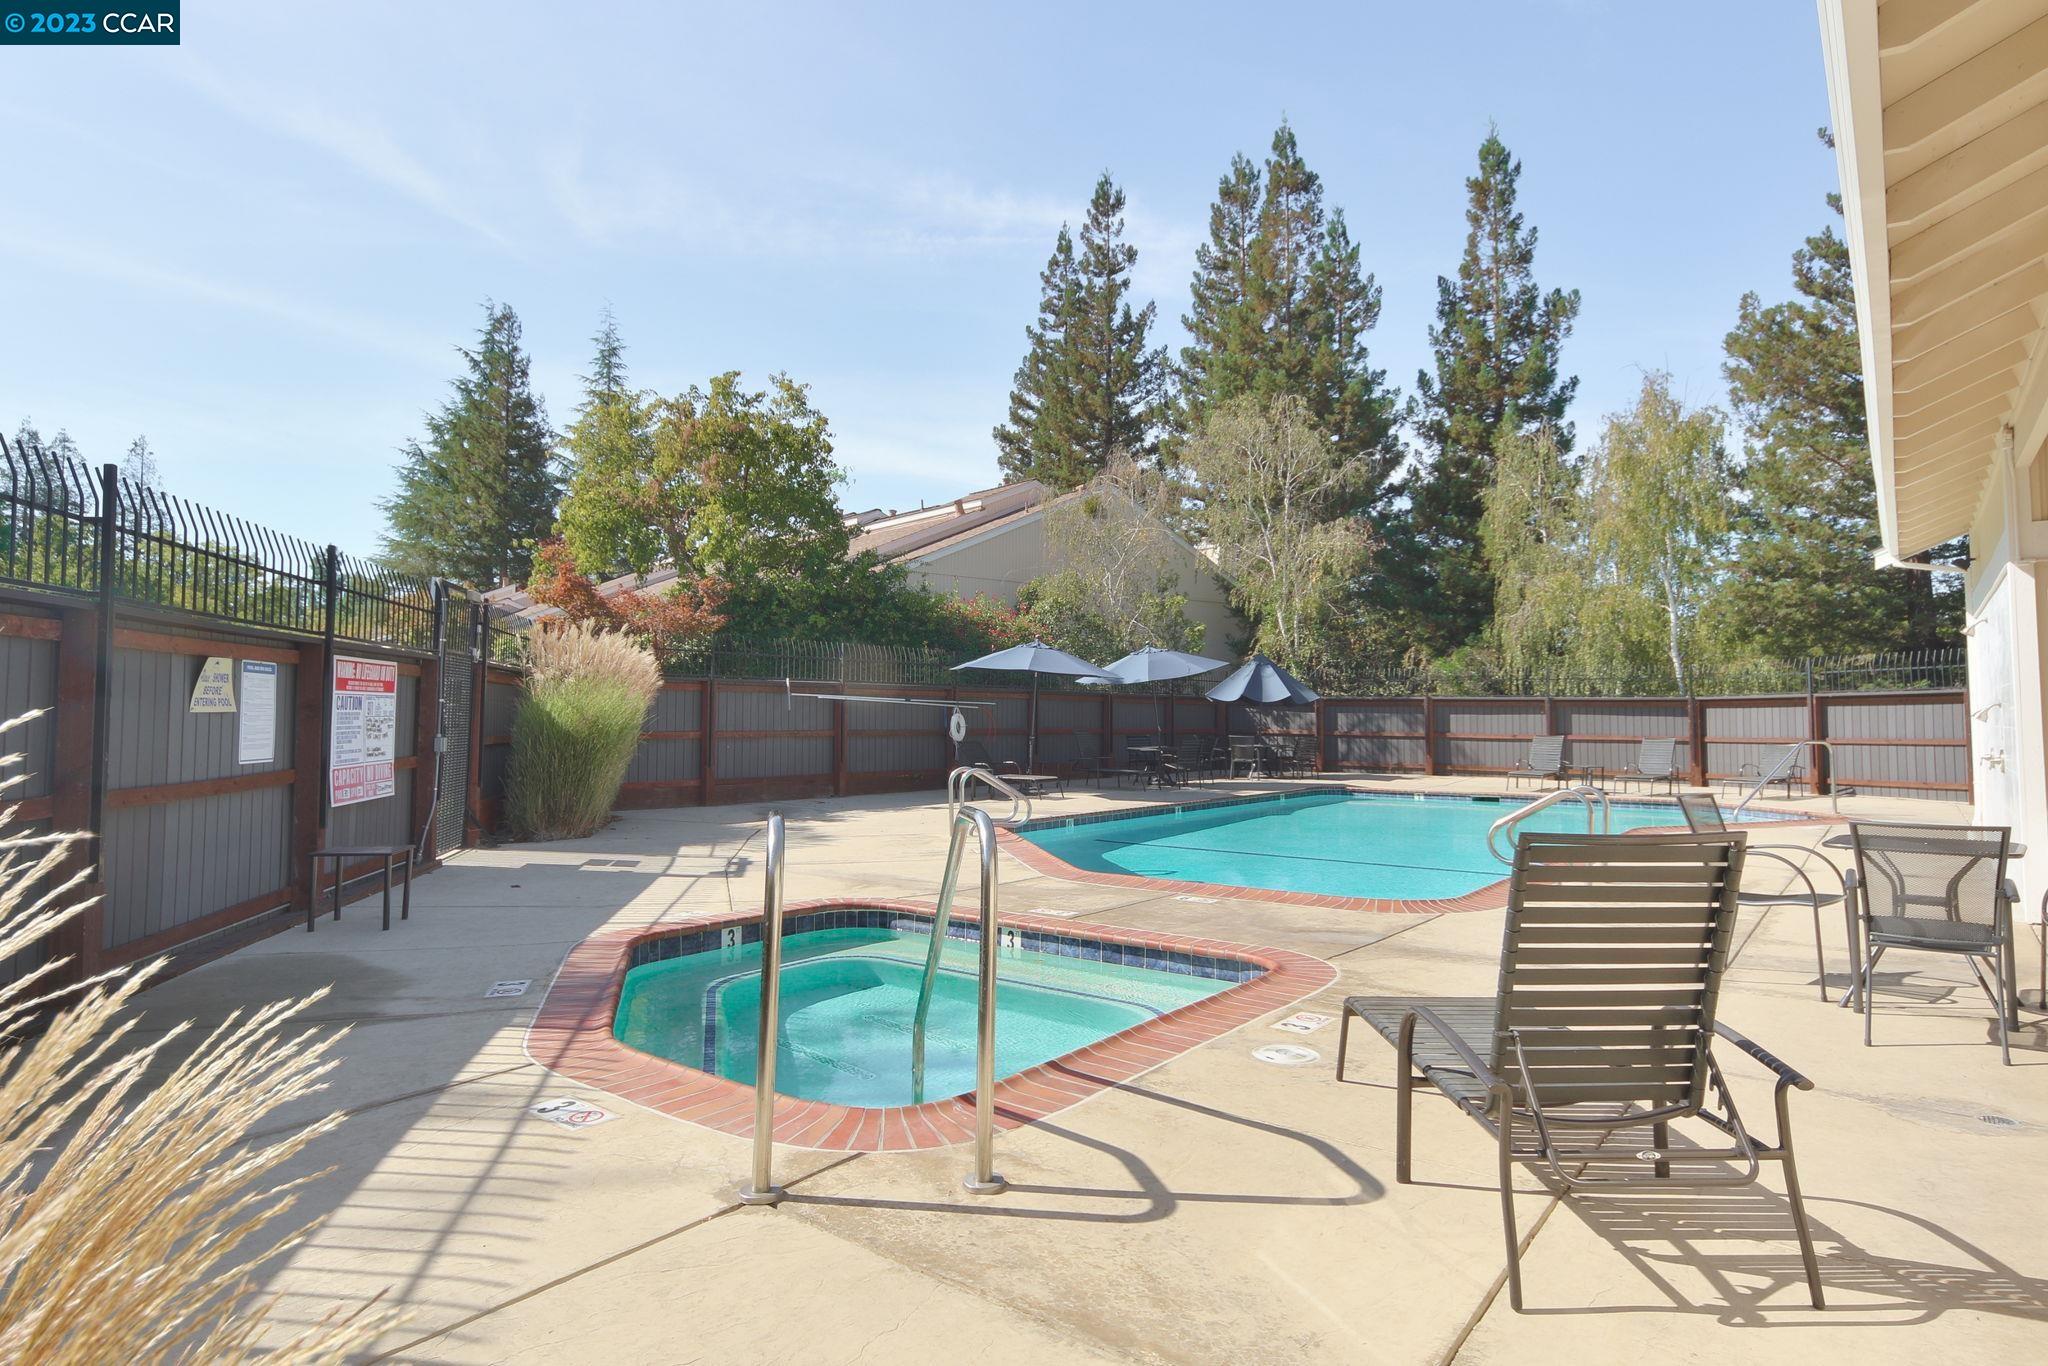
[903,511,1245,652]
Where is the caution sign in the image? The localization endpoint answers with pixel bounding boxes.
[330,655,398,807]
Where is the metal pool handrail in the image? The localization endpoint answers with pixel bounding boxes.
[947,764,1032,827]
[911,803,1008,1195]
[736,811,788,1207]
[1486,785,1610,866]
[1731,741,1850,819]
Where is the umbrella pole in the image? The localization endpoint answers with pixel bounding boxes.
[1028,674,1039,770]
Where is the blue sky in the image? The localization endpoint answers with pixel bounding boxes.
[1,1,1836,558]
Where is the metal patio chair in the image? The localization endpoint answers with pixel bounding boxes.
[1506,735,1567,789]
[1843,822,2017,1065]
[1338,830,1824,1312]
[1616,738,1679,794]
[1676,792,1837,1002]
[1165,736,1219,786]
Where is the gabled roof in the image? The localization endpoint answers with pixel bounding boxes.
[846,481,1049,559]
[484,480,1055,625]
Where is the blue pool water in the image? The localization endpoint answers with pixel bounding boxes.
[614,926,1232,1107]
[1019,792,1786,902]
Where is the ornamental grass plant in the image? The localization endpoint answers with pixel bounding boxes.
[505,623,661,839]
[0,710,389,1361]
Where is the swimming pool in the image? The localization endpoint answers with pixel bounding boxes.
[613,916,1240,1108]
[1014,790,1791,903]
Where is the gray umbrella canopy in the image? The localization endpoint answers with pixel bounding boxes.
[1205,654,1320,705]
[951,640,1105,678]
[1095,645,1232,685]
[952,640,1107,768]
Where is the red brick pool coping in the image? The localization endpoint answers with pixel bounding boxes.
[996,783,1836,916]
[525,897,1337,1152]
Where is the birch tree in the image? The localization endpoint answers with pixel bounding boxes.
[1185,395,1371,663]
[1583,374,1732,692]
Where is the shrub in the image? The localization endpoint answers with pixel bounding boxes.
[505,624,661,838]
[0,710,389,1360]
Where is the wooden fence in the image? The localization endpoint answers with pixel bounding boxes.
[478,672,1969,818]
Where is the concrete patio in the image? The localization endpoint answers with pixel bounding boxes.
[126,777,2047,1363]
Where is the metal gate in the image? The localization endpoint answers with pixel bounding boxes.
[433,581,483,857]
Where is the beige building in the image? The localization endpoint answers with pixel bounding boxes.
[847,481,1244,650]
[488,479,1245,650]
[1819,0,2048,912]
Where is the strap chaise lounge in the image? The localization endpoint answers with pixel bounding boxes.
[1337,830,1825,1312]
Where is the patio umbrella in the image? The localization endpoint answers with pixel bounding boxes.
[951,640,1106,769]
[1205,653,1320,705]
[1096,645,1231,742]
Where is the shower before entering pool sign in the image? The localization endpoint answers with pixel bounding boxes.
[329,656,398,807]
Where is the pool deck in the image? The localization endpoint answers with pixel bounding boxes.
[123,774,2047,1363]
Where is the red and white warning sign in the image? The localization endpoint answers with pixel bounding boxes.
[329,655,399,808]
[528,1097,619,1129]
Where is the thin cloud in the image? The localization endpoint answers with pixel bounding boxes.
[0,224,446,366]
[169,62,515,253]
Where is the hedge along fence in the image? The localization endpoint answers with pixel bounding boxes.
[476,668,1970,817]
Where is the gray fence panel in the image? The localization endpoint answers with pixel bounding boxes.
[329,767,416,848]
[717,735,833,780]
[484,673,521,738]
[625,738,700,784]
[648,684,701,733]
[849,733,947,775]
[103,786,291,951]
[107,649,298,787]
[0,633,57,798]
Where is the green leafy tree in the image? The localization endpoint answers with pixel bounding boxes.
[1403,128,1581,653]
[1481,421,1585,677]
[1716,178,1959,652]
[1177,124,1401,517]
[1582,374,1734,692]
[1029,456,1204,655]
[1185,394,1372,665]
[381,302,560,586]
[556,311,660,574]
[994,174,1167,488]
[557,370,847,582]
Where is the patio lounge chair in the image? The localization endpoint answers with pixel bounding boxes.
[1506,735,1567,789]
[1843,822,2017,1065]
[1676,793,1837,1002]
[1616,738,1679,794]
[955,740,997,770]
[1337,830,1824,1312]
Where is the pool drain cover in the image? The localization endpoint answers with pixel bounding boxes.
[1254,1044,1321,1066]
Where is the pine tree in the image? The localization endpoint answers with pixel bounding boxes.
[1177,153,1263,436]
[380,302,559,586]
[1177,124,1401,516]
[1717,185,1958,653]
[994,174,1165,488]
[1404,127,1581,654]
[120,435,160,489]
[557,310,661,574]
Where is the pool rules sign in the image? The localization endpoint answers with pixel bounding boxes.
[329,656,399,807]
